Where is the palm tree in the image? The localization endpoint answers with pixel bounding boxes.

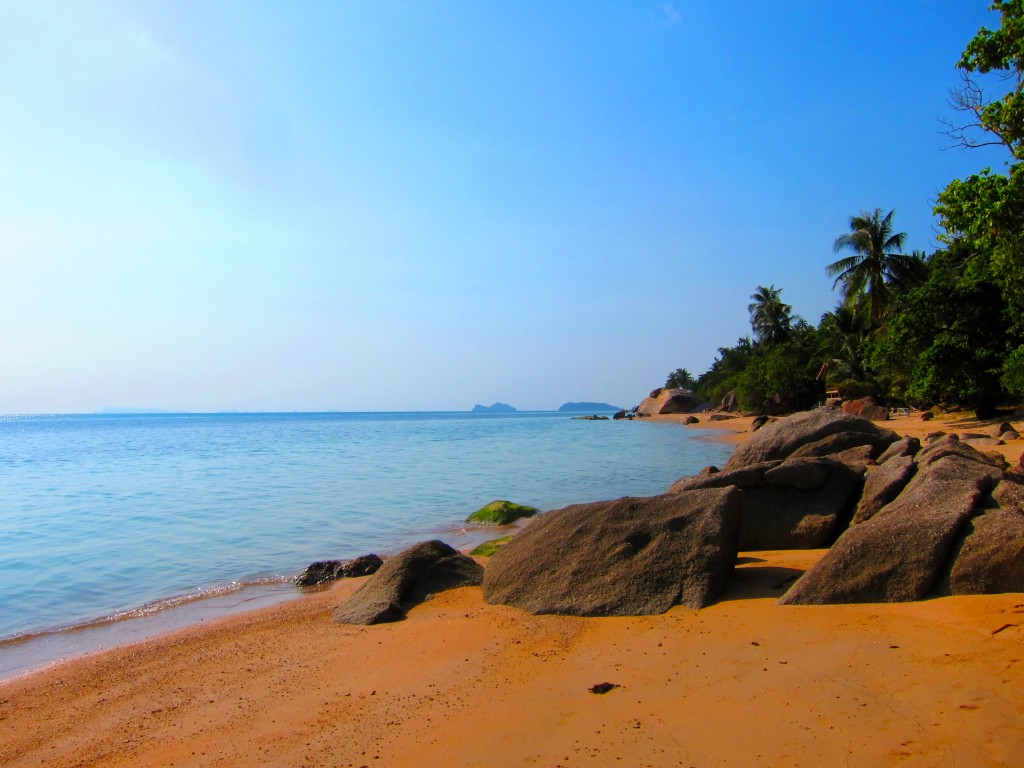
[828,208,915,326]
[748,285,793,345]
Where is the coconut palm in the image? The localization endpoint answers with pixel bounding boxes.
[828,208,916,326]
[748,284,793,345]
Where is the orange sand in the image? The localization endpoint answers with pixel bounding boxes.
[2,413,1023,767]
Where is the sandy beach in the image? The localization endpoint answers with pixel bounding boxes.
[3,412,1023,767]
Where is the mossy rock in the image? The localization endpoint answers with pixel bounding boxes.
[466,499,540,525]
[470,536,513,557]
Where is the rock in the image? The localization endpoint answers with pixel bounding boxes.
[466,500,540,525]
[875,436,920,464]
[333,540,484,625]
[851,455,916,525]
[669,460,782,492]
[636,388,702,416]
[698,465,719,476]
[920,411,934,420]
[708,414,736,422]
[823,444,877,470]
[469,536,512,557]
[859,405,889,421]
[612,409,628,420]
[673,457,862,550]
[842,396,877,416]
[763,459,830,489]
[925,431,947,443]
[779,455,995,604]
[295,554,383,587]
[573,414,609,420]
[750,415,773,432]
[916,434,1007,471]
[684,416,699,425]
[738,460,863,550]
[343,554,385,577]
[999,430,1020,441]
[787,431,895,462]
[719,390,738,412]
[945,478,1024,595]
[724,410,897,472]
[996,422,1017,436]
[482,488,743,615]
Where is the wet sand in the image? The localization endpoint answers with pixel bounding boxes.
[3,409,1023,767]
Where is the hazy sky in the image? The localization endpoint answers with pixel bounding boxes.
[0,1,1008,413]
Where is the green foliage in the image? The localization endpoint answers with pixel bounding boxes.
[870,251,1011,416]
[827,208,918,325]
[747,285,793,345]
[665,367,696,390]
[465,500,539,525]
[734,321,823,411]
[694,337,755,403]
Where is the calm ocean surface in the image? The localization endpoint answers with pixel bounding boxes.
[0,411,732,673]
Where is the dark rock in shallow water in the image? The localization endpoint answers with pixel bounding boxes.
[333,540,483,625]
[482,488,743,615]
[945,477,1024,595]
[296,554,383,587]
[724,410,896,472]
[779,455,995,605]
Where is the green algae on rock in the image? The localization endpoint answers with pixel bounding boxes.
[466,500,539,525]
[470,536,513,557]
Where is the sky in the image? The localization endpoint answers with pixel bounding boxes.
[0,1,1011,413]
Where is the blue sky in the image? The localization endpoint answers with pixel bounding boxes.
[0,1,1009,412]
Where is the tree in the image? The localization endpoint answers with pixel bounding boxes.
[747,285,793,345]
[665,368,696,390]
[827,208,917,326]
[871,249,1010,417]
[934,0,1024,399]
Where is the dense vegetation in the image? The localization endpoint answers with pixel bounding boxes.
[674,2,1024,418]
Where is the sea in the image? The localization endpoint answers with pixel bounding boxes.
[0,411,733,679]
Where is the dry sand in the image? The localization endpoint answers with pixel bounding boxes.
[3,412,1023,767]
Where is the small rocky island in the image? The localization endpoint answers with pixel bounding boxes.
[471,402,517,413]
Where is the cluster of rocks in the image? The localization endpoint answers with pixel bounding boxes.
[324,410,1022,624]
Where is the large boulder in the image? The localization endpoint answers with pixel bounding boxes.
[850,455,916,525]
[295,554,383,587]
[724,410,897,472]
[719,390,738,412]
[779,455,995,604]
[333,540,483,625]
[945,478,1024,595]
[737,460,863,550]
[482,488,743,615]
[636,388,702,416]
[671,456,863,549]
[842,396,877,416]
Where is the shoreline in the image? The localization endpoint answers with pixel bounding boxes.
[3,411,1023,766]
[0,416,732,683]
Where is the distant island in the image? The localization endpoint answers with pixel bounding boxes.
[471,403,517,413]
[96,407,179,415]
[557,402,620,412]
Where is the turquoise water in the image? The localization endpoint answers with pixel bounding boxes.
[0,412,731,649]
